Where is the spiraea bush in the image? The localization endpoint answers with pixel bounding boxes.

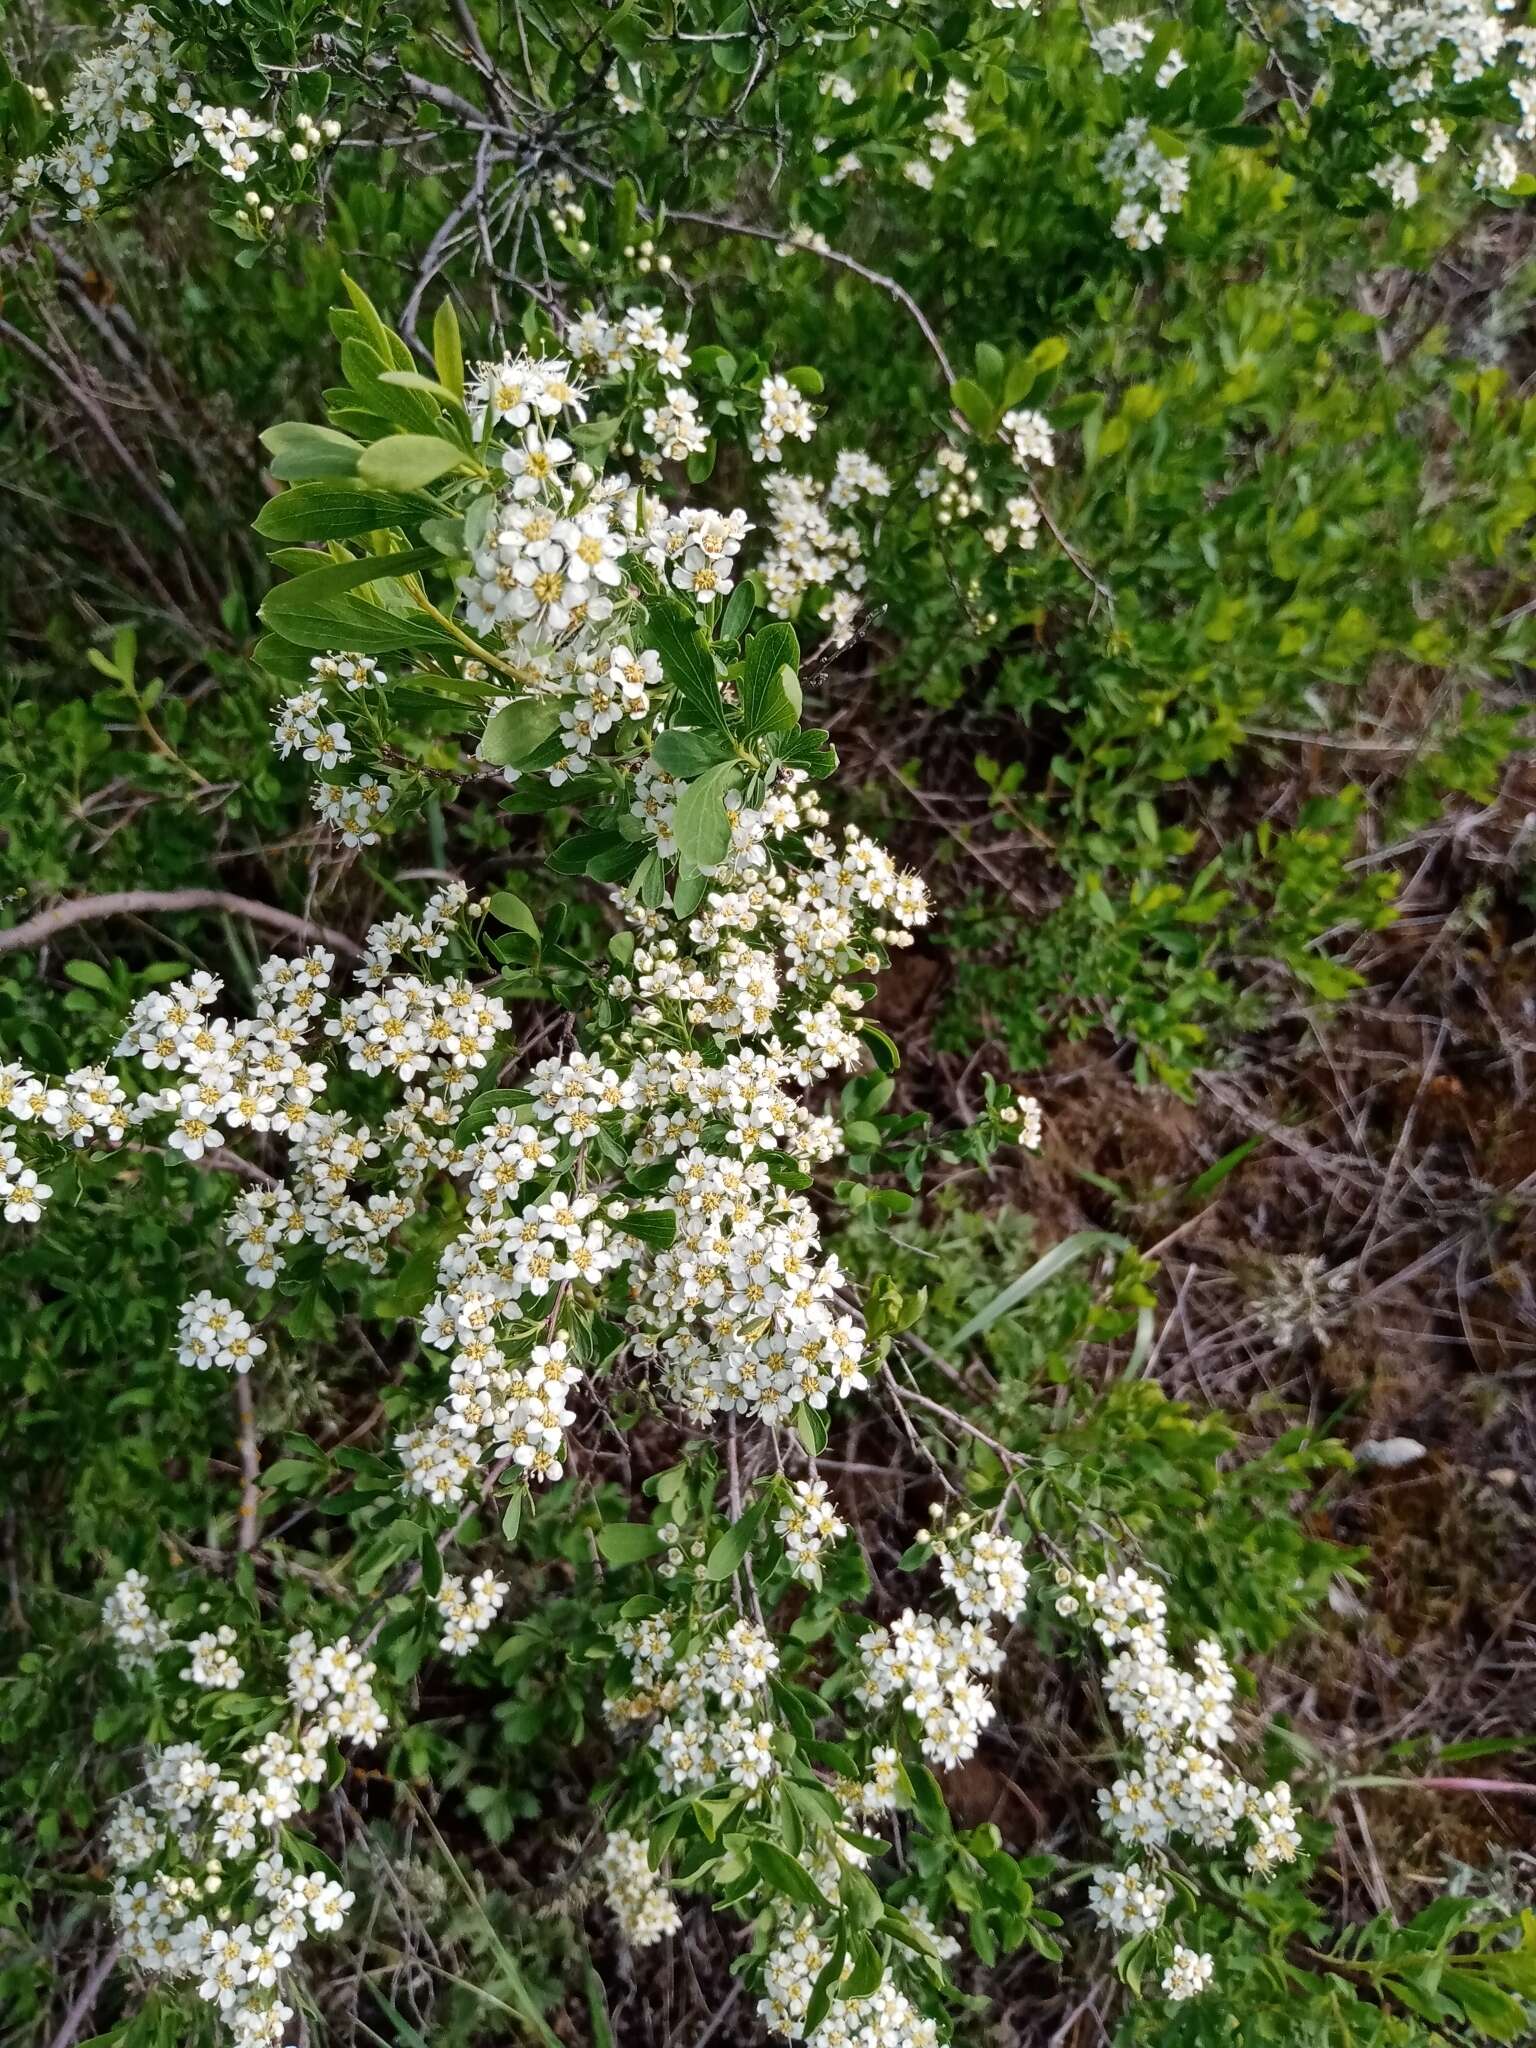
[1,3,1534,2047]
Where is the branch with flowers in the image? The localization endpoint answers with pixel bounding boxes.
[6,267,1533,2048]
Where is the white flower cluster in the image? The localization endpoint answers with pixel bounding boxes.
[1090,17,1156,75]
[1101,118,1190,250]
[759,1917,940,2048]
[9,4,345,228]
[11,6,172,220]
[752,373,820,464]
[759,459,890,638]
[272,690,351,769]
[773,1477,848,1584]
[101,1587,377,2048]
[283,1629,389,1744]
[1301,0,1508,87]
[1297,0,1534,204]
[923,80,976,165]
[856,1521,1026,1768]
[597,1827,682,1947]
[102,1568,173,1669]
[1086,1859,1170,1934]
[176,1293,268,1375]
[568,301,693,383]
[184,1626,245,1690]
[1163,1944,1215,2000]
[935,1522,1029,1620]
[998,1090,1043,1150]
[313,773,392,848]
[1001,407,1055,470]
[1064,1564,1302,2002]
[605,1614,785,1799]
[434,1568,509,1655]
[912,417,1046,571]
[0,1129,52,1221]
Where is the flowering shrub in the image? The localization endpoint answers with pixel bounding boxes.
[2,0,1536,2043]
[2,268,1533,2048]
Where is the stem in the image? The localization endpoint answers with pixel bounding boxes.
[413,593,536,688]
[234,1373,261,1553]
[45,1942,119,2048]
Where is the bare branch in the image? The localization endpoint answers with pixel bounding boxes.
[0,889,364,960]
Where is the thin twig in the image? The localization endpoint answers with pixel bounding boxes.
[0,889,363,959]
[234,1374,261,1553]
[45,1941,119,2048]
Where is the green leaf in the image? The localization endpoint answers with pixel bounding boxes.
[841,1933,884,2000]
[371,1992,433,2048]
[63,959,113,995]
[258,547,445,653]
[653,728,735,778]
[1443,1973,1526,2041]
[1185,1134,1261,1203]
[478,699,564,768]
[487,890,540,941]
[255,483,422,543]
[622,1209,678,1250]
[358,435,466,490]
[804,1933,847,2037]
[612,175,638,251]
[703,1492,768,1580]
[340,272,396,365]
[264,547,436,607]
[260,421,362,481]
[741,622,800,735]
[903,1761,952,1836]
[432,297,465,403]
[596,1522,665,1564]
[950,377,997,435]
[949,1229,1132,1346]
[749,1840,833,1916]
[719,579,756,642]
[643,599,728,731]
[419,1532,443,1598]
[340,339,438,430]
[672,761,737,869]
[794,1402,829,1457]
[839,1866,883,1933]
[858,1024,900,1074]
[974,340,1006,395]
[376,370,471,418]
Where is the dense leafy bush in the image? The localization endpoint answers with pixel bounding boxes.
[2,2,1534,2047]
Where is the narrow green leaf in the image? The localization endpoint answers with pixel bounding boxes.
[949,1229,1132,1346]
[255,483,422,544]
[432,297,465,403]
